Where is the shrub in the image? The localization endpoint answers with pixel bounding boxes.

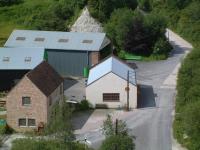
[153,38,172,56]
[78,100,90,111]
[11,139,93,150]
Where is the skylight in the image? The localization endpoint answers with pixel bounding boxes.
[58,39,69,43]
[82,40,93,44]
[16,37,26,41]
[3,57,10,62]
[24,57,31,62]
[34,37,45,42]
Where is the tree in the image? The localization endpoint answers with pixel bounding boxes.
[137,0,151,11]
[88,0,137,22]
[124,14,152,55]
[100,115,135,150]
[44,99,74,143]
[105,8,135,50]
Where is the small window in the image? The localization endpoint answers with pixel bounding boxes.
[16,37,26,41]
[2,57,10,62]
[103,93,120,102]
[82,40,93,44]
[58,39,69,43]
[22,97,31,106]
[24,57,31,62]
[34,37,45,42]
[28,119,36,127]
[19,118,26,127]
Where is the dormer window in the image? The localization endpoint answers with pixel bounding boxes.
[3,57,10,62]
[16,37,26,41]
[82,40,93,44]
[25,57,31,62]
[34,37,45,42]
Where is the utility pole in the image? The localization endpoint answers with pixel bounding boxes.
[126,70,130,111]
[115,119,118,150]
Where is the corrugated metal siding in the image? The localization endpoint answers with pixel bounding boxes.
[47,50,88,77]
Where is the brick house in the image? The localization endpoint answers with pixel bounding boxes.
[6,61,64,132]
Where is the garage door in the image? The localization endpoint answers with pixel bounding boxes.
[47,50,88,77]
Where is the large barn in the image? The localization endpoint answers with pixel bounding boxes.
[0,47,45,91]
[5,30,111,77]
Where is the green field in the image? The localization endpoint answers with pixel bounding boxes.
[0,0,53,46]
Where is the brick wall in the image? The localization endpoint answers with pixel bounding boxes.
[6,76,48,132]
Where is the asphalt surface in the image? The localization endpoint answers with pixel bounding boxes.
[75,29,193,150]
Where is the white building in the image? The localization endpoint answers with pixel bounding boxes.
[86,56,137,109]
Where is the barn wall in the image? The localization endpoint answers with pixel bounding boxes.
[47,50,88,77]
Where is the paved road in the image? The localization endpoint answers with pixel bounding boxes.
[76,29,193,150]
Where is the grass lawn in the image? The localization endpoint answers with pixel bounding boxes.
[0,0,53,46]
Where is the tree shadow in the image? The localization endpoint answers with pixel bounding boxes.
[0,70,29,92]
[64,78,78,90]
[137,84,156,108]
[169,41,191,57]
[71,110,94,130]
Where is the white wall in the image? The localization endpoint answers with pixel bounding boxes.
[86,72,137,109]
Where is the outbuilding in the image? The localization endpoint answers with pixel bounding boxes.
[5,30,111,77]
[86,56,137,109]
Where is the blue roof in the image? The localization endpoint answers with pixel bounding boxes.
[87,56,136,86]
[0,47,45,70]
[4,30,110,51]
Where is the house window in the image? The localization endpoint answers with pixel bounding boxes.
[28,119,36,127]
[22,97,31,106]
[103,93,120,102]
[18,118,36,127]
[18,118,26,127]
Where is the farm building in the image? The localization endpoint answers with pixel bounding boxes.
[0,47,45,91]
[86,55,137,109]
[5,30,111,77]
[6,61,64,132]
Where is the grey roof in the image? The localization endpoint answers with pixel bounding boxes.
[0,47,45,70]
[87,56,136,86]
[4,30,110,51]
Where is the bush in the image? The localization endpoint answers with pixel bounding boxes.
[78,100,90,111]
[153,37,172,56]
[0,125,6,135]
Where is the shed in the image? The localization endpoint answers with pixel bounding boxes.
[86,55,137,109]
[5,30,111,77]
